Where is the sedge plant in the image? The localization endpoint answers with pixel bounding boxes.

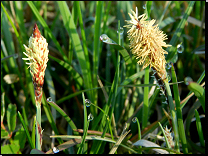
[124,7,179,151]
[22,24,49,150]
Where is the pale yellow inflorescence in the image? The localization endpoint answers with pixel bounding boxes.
[124,7,171,80]
[164,126,175,148]
[23,33,49,84]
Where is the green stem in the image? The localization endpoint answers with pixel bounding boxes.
[142,66,149,129]
[164,81,179,152]
[36,103,41,150]
[171,65,188,153]
[136,118,142,154]
[77,120,90,154]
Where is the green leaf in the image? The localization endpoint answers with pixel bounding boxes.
[77,93,90,154]
[163,81,180,151]
[159,17,176,29]
[180,70,205,109]
[18,111,35,149]
[30,149,46,154]
[1,143,20,154]
[194,109,205,147]
[32,116,36,149]
[57,1,94,109]
[1,92,5,123]
[188,82,205,112]
[166,1,195,62]
[48,55,82,84]
[13,126,26,149]
[100,34,132,65]
[1,128,9,139]
[158,1,172,27]
[158,122,171,150]
[171,65,188,153]
[145,1,153,18]
[51,135,137,154]
[41,93,67,148]
[6,104,17,132]
[46,97,79,135]
[188,82,204,97]
[91,1,103,114]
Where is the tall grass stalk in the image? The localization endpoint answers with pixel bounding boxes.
[163,81,179,151]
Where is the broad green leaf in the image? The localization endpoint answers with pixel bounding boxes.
[6,104,17,132]
[1,143,20,154]
[1,128,9,139]
[188,82,205,112]
[14,126,26,149]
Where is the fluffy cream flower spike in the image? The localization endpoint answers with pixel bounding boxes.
[22,24,49,105]
[124,7,171,82]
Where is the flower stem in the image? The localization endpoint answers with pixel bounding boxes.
[36,102,42,150]
[164,81,180,152]
[142,66,149,129]
[34,86,43,150]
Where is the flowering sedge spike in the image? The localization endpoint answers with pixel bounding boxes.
[164,126,175,149]
[22,24,49,106]
[124,7,171,83]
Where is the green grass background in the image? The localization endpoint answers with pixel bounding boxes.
[1,1,205,154]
